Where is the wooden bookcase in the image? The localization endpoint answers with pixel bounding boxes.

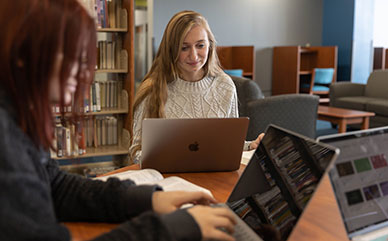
[52,0,134,173]
[272,46,337,95]
[373,47,388,70]
[216,45,255,79]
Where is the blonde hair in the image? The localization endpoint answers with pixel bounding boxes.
[129,10,224,161]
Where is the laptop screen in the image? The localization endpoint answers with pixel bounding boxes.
[318,127,388,237]
[227,125,338,240]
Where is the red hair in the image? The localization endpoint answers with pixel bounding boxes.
[0,0,96,150]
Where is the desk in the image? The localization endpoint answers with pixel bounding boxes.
[65,164,348,241]
[318,105,375,133]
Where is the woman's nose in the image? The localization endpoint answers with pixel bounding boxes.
[189,47,198,60]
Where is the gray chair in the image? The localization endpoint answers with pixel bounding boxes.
[230,75,264,117]
[230,76,319,140]
[330,70,388,127]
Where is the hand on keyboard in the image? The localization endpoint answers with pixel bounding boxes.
[187,205,237,241]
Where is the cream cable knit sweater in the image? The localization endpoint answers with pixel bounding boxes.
[130,74,242,162]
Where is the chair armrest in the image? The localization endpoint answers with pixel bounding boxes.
[245,94,319,140]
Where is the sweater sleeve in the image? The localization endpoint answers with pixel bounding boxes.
[48,160,202,241]
[48,159,158,222]
[92,209,201,241]
[218,74,239,118]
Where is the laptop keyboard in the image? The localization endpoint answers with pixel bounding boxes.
[212,203,263,241]
[233,216,263,241]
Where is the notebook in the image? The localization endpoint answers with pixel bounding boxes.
[219,124,339,241]
[318,127,388,240]
[140,117,249,173]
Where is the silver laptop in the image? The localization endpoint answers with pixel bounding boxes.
[140,117,249,173]
[219,124,339,241]
[318,127,388,240]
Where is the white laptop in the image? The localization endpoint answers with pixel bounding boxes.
[218,124,339,240]
[318,127,388,240]
[140,117,249,173]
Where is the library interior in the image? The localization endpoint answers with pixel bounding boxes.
[3,0,388,241]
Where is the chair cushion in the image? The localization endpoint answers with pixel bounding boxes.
[366,99,388,116]
[299,84,329,91]
[312,85,330,91]
[334,96,376,110]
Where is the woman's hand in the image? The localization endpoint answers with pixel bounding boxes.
[249,133,265,150]
[188,205,236,241]
[152,191,216,214]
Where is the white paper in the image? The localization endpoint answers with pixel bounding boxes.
[241,150,255,165]
[95,169,163,184]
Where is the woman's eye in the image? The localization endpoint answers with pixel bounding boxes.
[197,44,205,48]
[181,46,189,51]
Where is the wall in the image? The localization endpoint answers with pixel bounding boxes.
[153,0,323,96]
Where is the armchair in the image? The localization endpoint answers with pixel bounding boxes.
[230,75,319,139]
[330,70,388,127]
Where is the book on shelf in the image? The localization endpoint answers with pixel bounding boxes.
[97,39,121,70]
[53,80,123,115]
[51,115,119,158]
[91,82,97,112]
[94,82,101,112]
[95,169,213,196]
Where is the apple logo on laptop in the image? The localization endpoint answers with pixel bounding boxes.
[188,142,199,152]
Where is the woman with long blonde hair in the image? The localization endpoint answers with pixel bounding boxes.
[130,10,263,162]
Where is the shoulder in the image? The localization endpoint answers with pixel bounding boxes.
[212,74,236,92]
[0,107,36,171]
[0,107,19,141]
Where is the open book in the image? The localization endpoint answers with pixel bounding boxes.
[95,169,213,197]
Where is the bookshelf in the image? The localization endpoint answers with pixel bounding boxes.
[51,0,134,173]
[373,47,388,70]
[272,46,337,96]
[216,45,255,79]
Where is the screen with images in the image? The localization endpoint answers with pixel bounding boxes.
[227,126,337,241]
[321,128,388,235]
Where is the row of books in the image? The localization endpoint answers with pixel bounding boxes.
[54,121,84,158]
[256,154,297,237]
[269,136,317,208]
[97,39,123,70]
[53,116,119,158]
[80,0,123,29]
[85,116,119,147]
[52,80,123,114]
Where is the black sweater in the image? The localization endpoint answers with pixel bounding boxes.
[0,97,201,241]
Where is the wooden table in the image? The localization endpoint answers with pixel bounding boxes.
[318,105,375,133]
[65,164,348,241]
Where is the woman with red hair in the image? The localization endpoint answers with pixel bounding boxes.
[0,0,236,240]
